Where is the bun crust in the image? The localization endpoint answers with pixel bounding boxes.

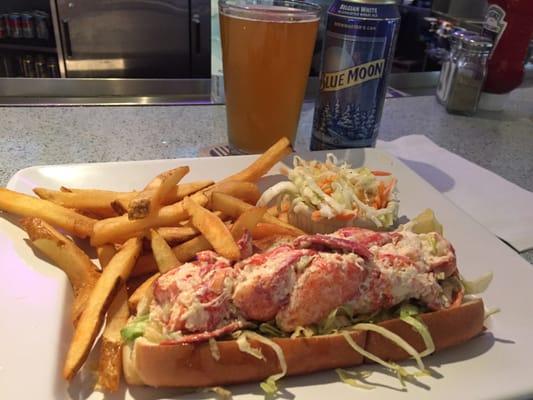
[123,299,485,388]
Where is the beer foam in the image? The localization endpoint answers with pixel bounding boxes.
[221,5,320,23]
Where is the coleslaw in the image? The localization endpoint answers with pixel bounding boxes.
[257,153,399,230]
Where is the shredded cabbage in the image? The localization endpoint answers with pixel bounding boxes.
[400,316,435,357]
[255,153,399,228]
[335,368,375,390]
[460,272,493,295]
[237,331,287,396]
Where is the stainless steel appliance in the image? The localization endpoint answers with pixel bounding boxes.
[55,0,210,78]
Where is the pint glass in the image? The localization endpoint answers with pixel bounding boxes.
[219,0,320,153]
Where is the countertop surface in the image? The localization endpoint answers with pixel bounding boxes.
[0,87,532,263]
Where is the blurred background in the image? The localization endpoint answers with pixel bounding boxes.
[0,0,531,102]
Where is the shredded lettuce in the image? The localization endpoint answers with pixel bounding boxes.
[142,322,167,343]
[319,308,341,334]
[341,331,411,379]
[236,334,264,360]
[351,323,426,371]
[484,307,501,320]
[260,377,279,396]
[335,368,375,390]
[202,386,232,399]
[237,331,287,396]
[290,326,315,338]
[461,272,493,295]
[209,338,221,361]
[121,314,149,342]
[317,306,354,334]
[258,322,286,337]
[341,324,429,386]
[398,303,420,318]
[400,315,435,357]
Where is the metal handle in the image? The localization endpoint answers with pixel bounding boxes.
[192,13,201,54]
[62,19,73,58]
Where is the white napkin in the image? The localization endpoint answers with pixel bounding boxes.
[377,134,533,252]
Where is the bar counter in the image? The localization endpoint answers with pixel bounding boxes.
[0,87,531,263]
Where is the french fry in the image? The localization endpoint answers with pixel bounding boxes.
[131,253,159,277]
[128,273,159,312]
[63,237,142,380]
[0,188,96,238]
[72,208,116,219]
[157,226,199,245]
[128,166,190,220]
[205,180,261,205]
[63,180,213,201]
[133,223,227,275]
[210,192,305,236]
[251,222,301,239]
[91,192,208,247]
[113,181,215,217]
[260,212,305,235]
[128,230,183,311]
[97,244,117,268]
[21,217,100,324]
[267,205,280,217]
[33,188,127,218]
[278,211,289,224]
[209,191,249,219]
[183,197,240,261]
[231,207,267,241]
[92,180,257,247]
[220,137,291,183]
[152,168,190,207]
[110,198,129,215]
[172,234,212,263]
[150,229,180,273]
[169,180,214,200]
[48,180,213,216]
[95,285,129,392]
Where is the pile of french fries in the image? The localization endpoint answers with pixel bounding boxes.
[0,138,304,392]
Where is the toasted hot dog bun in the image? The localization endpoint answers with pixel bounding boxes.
[123,299,484,388]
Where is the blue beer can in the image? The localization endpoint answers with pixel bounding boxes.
[311,0,400,150]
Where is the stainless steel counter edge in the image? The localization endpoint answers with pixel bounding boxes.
[0,72,449,106]
[1,67,531,106]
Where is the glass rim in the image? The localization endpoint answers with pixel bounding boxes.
[219,0,321,20]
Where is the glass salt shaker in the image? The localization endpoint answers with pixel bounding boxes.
[436,28,470,105]
[445,35,493,115]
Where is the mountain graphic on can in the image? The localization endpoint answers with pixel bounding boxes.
[311,0,400,150]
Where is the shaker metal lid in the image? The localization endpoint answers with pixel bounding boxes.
[460,35,493,51]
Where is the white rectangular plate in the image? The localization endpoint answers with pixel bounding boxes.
[1,149,532,400]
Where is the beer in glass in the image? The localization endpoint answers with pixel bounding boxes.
[219,0,320,153]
